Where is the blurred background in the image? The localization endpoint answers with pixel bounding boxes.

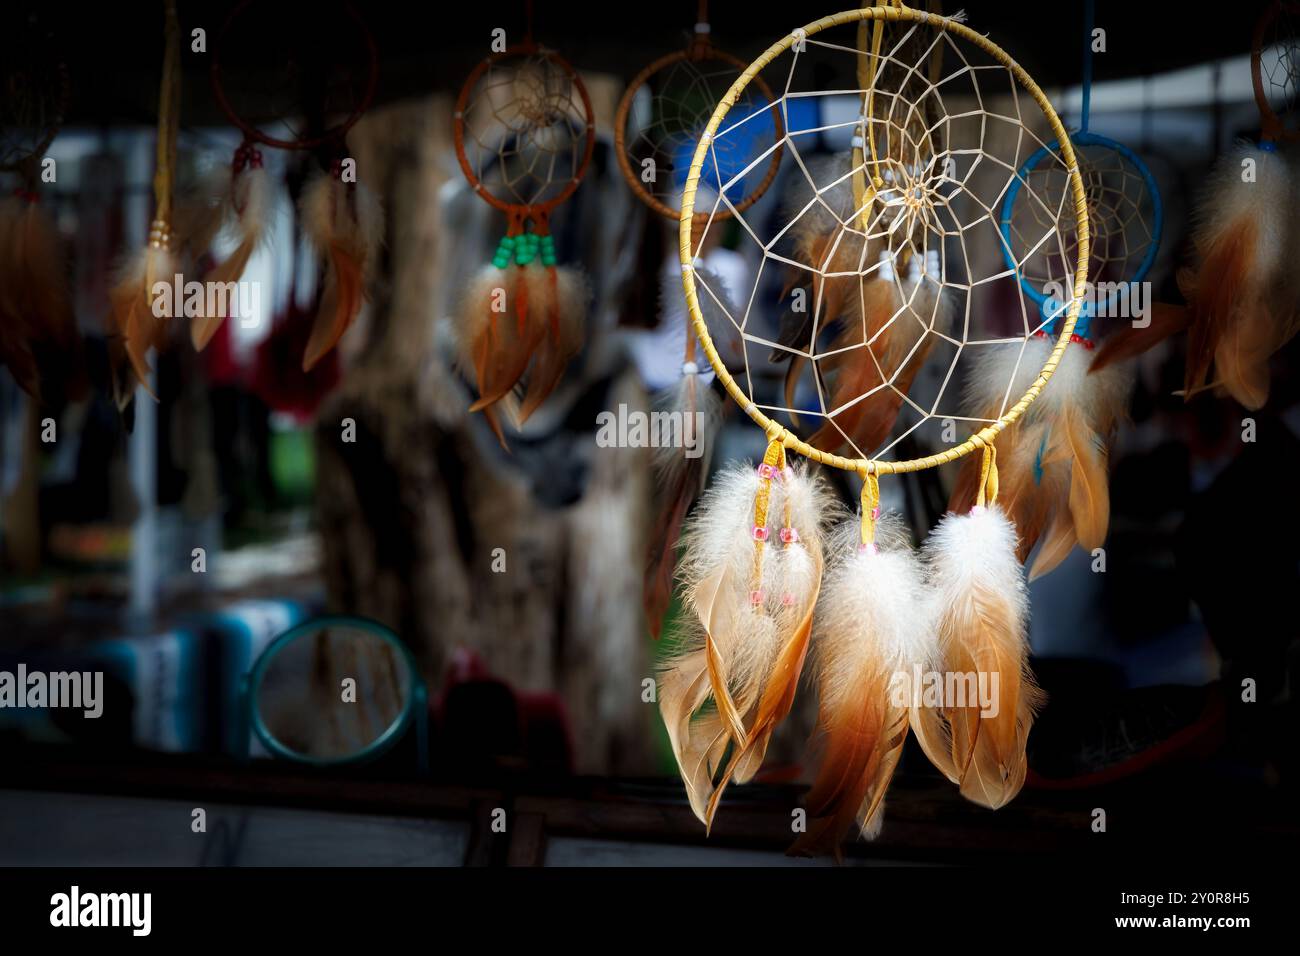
[0,0,1296,865]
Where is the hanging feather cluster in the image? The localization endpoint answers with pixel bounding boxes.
[299,170,384,373]
[911,502,1045,809]
[791,513,936,857]
[660,451,1047,856]
[190,143,273,350]
[106,0,181,412]
[643,370,722,638]
[455,232,589,447]
[1093,141,1300,410]
[950,336,1133,579]
[642,260,737,639]
[0,190,84,402]
[658,457,835,827]
[1180,142,1296,408]
[106,219,177,408]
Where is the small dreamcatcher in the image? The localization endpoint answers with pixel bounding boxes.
[1099,0,1300,411]
[0,10,81,402]
[452,3,595,447]
[999,0,1162,339]
[660,3,1089,857]
[946,0,1160,581]
[1176,0,1300,408]
[199,0,382,369]
[615,1,786,637]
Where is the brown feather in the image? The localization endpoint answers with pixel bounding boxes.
[1186,217,1256,396]
[303,243,364,372]
[1089,302,1190,373]
[1215,301,1275,410]
[0,198,85,400]
[807,278,905,453]
[790,683,898,859]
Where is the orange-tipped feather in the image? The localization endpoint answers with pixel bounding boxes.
[913,504,1044,810]
[791,518,933,857]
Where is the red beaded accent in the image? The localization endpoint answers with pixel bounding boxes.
[749,589,765,606]
[779,527,798,544]
[757,463,777,480]
[233,142,264,172]
[752,526,769,542]
[1070,333,1094,349]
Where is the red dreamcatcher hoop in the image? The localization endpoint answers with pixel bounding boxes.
[200,0,383,371]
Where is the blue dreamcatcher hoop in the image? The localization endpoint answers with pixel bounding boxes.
[998,0,1163,342]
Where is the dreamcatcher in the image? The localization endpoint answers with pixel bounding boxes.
[944,0,1161,580]
[659,3,1089,857]
[614,1,785,637]
[105,0,183,409]
[200,0,382,370]
[1172,0,1300,408]
[452,2,596,447]
[1104,0,1300,410]
[0,11,82,403]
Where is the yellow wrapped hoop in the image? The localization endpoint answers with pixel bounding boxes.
[678,4,1091,476]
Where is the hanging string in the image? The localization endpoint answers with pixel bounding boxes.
[152,0,181,234]
[689,0,712,58]
[1079,0,1094,135]
[852,3,890,232]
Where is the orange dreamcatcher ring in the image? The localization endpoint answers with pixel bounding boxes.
[453,41,596,220]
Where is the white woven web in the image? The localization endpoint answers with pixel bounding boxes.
[1260,2,1300,136]
[622,53,780,213]
[461,51,589,208]
[688,19,1078,462]
[1007,140,1157,308]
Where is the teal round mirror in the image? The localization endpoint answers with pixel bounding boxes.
[242,616,428,771]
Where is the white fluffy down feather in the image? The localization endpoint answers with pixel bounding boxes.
[962,334,1134,424]
[813,518,937,705]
